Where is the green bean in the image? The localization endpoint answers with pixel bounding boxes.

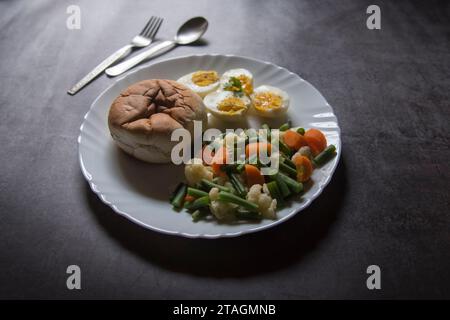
[278,172,303,194]
[279,140,292,157]
[170,183,187,209]
[183,200,193,209]
[279,122,290,131]
[192,209,208,222]
[272,174,291,198]
[312,145,336,167]
[191,210,201,222]
[279,161,297,178]
[235,209,262,220]
[218,191,259,212]
[281,155,296,169]
[228,172,247,197]
[296,127,305,135]
[185,196,210,211]
[187,187,209,198]
[200,179,230,192]
[266,181,285,205]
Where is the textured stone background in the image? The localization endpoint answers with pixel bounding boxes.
[0,0,449,299]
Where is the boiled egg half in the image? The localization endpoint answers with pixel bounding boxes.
[177,70,220,97]
[204,90,251,120]
[220,68,254,95]
[250,85,290,117]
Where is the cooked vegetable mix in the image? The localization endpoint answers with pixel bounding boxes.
[170,124,336,222]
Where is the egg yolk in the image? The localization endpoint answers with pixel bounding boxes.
[217,97,246,114]
[191,70,219,87]
[224,75,253,95]
[238,75,253,95]
[253,92,283,110]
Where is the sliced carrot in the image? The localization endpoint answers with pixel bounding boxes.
[184,195,195,202]
[244,164,265,187]
[282,130,308,151]
[293,155,313,182]
[304,129,327,156]
[245,142,272,159]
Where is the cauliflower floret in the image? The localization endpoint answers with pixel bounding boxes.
[184,159,213,186]
[208,188,237,220]
[293,146,312,161]
[209,187,220,201]
[246,184,277,219]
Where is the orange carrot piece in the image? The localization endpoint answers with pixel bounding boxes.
[304,129,327,156]
[282,130,308,151]
[244,164,265,187]
[293,155,313,182]
[184,195,195,202]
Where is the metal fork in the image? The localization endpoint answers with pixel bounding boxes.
[68,16,163,95]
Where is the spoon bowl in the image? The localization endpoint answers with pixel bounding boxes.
[175,17,208,45]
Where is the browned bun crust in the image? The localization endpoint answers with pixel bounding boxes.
[108,79,207,163]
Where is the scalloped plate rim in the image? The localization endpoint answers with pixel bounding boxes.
[78,53,341,239]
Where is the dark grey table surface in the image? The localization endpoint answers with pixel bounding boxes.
[0,0,449,299]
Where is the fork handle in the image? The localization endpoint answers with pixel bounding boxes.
[67,44,133,95]
[105,40,176,77]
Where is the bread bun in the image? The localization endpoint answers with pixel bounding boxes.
[108,79,207,163]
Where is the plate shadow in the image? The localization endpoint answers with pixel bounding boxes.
[85,154,348,278]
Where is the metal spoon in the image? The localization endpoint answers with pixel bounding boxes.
[106,17,208,77]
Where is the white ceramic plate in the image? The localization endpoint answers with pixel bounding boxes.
[79,54,341,238]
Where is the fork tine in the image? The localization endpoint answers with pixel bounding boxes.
[140,16,156,36]
[143,17,159,38]
[141,16,157,36]
[145,17,163,39]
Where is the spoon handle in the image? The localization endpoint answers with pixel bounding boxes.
[106,40,176,77]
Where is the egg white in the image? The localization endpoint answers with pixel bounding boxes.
[177,71,220,98]
[204,90,251,121]
[219,68,254,94]
[250,85,290,118]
